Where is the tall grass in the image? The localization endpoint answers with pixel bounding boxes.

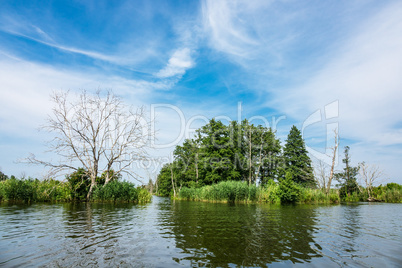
[370,183,402,203]
[0,177,151,203]
[178,180,342,204]
[179,181,257,203]
[91,181,151,203]
[299,188,340,203]
[0,177,71,202]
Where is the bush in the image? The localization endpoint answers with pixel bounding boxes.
[0,174,152,203]
[33,179,71,202]
[277,173,301,203]
[178,178,344,204]
[91,181,151,203]
[0,177,36,202]
[257,180,280,203]
[382,188,402,203]
[0,171,8,181]
[66,168,91,201]
[178,181,257,203]
[329,190,340,203]
[137,187,152,203]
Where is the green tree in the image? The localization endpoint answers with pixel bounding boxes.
[257,126,282,185]
[156,164,173,197]
[283,126,315,187]
[0,171,8,181]
[66,168,91,201]
[335,146,360,198]
[197,119,238,184]
[278,172,301,203]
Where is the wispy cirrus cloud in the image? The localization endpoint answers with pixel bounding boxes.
[269,1,402,144]
[156,48,194,78]
[265,1,402,179]
[201,0,299,71]
[1,26,127,65]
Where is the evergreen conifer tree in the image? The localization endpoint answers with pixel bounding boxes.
[283,125,315,187]
[334,146,360,198]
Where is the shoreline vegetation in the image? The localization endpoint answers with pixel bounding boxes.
[0,175,151,203]
[1,175,401,204]
[156,119,402,204]
[176,180,402,204]
[1,106,401,204]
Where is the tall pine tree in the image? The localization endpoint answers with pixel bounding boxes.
[283,125,315,187]
[334,146,360,198]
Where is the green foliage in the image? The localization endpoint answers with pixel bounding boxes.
[0,173,152,203]
[0,177,71,202]
[137,187,152,203]
[0,171,8,181]
[177,179,344,204]
[257,180,281,203]
[335,146,360,198]
[157,118,283,196]
[299,188,340,203]
[278,172,301,203]
[179,181,258,203]
[32,178,71,201]
[91,181,151,203]
[369,183,402,203]
[96,170,121,185]
[0,177,36,202]
[283,126,315,187]
[66,168,91,201]
[342,191,363,202]
[385,183,402,191]
[156,164,173,197]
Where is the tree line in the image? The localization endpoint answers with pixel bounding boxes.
[156,119,316,197]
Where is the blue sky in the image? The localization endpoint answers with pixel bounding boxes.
[0,0,401,184]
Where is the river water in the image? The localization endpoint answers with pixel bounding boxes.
[0,197,401,267]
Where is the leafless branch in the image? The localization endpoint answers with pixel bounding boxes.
[24,89,153,199]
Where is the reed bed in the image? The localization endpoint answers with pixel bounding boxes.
[0,177,151,203]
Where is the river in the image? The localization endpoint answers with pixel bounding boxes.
[0,197,401,267]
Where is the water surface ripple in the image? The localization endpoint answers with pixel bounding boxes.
[0,197,401,267]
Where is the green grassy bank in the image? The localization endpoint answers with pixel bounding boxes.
[177,180,402,204]
[0,177,151,203]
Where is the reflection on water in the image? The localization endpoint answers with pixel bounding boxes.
[0,198,401,267]
[167,202,321,266]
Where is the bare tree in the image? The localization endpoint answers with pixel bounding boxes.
[27,90,151,200]
[359,162,384,200]
[314,160,328,191]
[313,129,338,194]
[326,129,339,194]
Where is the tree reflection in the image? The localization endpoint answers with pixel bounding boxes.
[167,201,323,267]
[59,203,139,267]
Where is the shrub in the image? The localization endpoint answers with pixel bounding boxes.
[66,168,91,201]
[0,177,36,202]
[257,180,280,203]
[137,187,152,203]
[0,171,8,181]
[178,181,257,203]
[91,181,151,203]
[277,172,301,203]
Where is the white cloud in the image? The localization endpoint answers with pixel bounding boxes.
[264,2,402,181]
[271,1,402,143]
[2,28,122,64]
[0,54,174,137]
[202,0,260,57]
[201,0,293,69]
[156,48,194,78]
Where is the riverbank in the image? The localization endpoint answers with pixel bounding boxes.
[0,177,151,203]
[176,180,402,204]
